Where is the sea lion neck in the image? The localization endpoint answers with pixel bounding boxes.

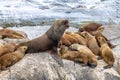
[46,26,57,41]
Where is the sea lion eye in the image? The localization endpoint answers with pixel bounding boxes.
[62,20,69,25]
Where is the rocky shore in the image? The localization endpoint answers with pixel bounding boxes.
[0,25,120,80]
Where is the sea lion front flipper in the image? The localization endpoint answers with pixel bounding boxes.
[50,51,64,67]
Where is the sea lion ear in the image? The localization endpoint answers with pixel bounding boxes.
[62,20,69,25]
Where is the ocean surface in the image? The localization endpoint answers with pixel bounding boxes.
[0,0,119,26]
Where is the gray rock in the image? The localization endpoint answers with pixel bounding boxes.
[0,25,120,80]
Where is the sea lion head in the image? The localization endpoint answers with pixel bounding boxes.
[80,31,92,39]
[97,26,104,32]
[78,27,84,32]
[83,22,102,31]
[70,43,79,51]
[97,37,107,46]
[16,45,28,52]
[47,19,69,42]
[59,45,68,56]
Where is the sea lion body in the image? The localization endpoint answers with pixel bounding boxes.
[0,42,16,57]
[59,45,88,66]
[95,28,114,48]
[60,33,78,46]
[65,31,87,45]
[98,37,115,68]
[79,22,102,35]
[70,44,97,68]
[81,31,100,55]
[0,29,27,39]
[17,20,69,53]
[0,46,27,70]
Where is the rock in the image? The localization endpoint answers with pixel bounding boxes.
[0,25,120,80]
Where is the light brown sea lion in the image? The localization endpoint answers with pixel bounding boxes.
[95,27,115,48]
[0,29,27,39]
[59,45,88,66]
[0,42,16,57]
[16,20,69,53]
[65,31,87,45]
[0,46,27,70]
[97,37,115,69]
[70,43,97,68]
[81,31,100,55]
[60,33,78,46]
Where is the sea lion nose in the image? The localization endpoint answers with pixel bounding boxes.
[65,24,69,28]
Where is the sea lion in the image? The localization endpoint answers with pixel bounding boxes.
[70,43,97,68]
[60,33,78,46]
[95,27,115,48]
[59,45,88,66]
[81,31,100,55]
[78,22,102,34]
[16,20,69,53]
[0,46,27,70]
[0,42,16,57]
[65,31,87,45]
[0,29,27,39]
[97,37,115,69]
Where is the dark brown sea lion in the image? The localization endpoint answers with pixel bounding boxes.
[78,22,103,35]
[16,20,69,53]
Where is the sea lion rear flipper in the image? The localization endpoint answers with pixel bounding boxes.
[103,65,112,69]
[88,62,97,68]
[97,56,102,60]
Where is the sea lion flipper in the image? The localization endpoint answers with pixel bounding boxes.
[88,62,97,68]
[103,65,112,69]
[51,53,64,67]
